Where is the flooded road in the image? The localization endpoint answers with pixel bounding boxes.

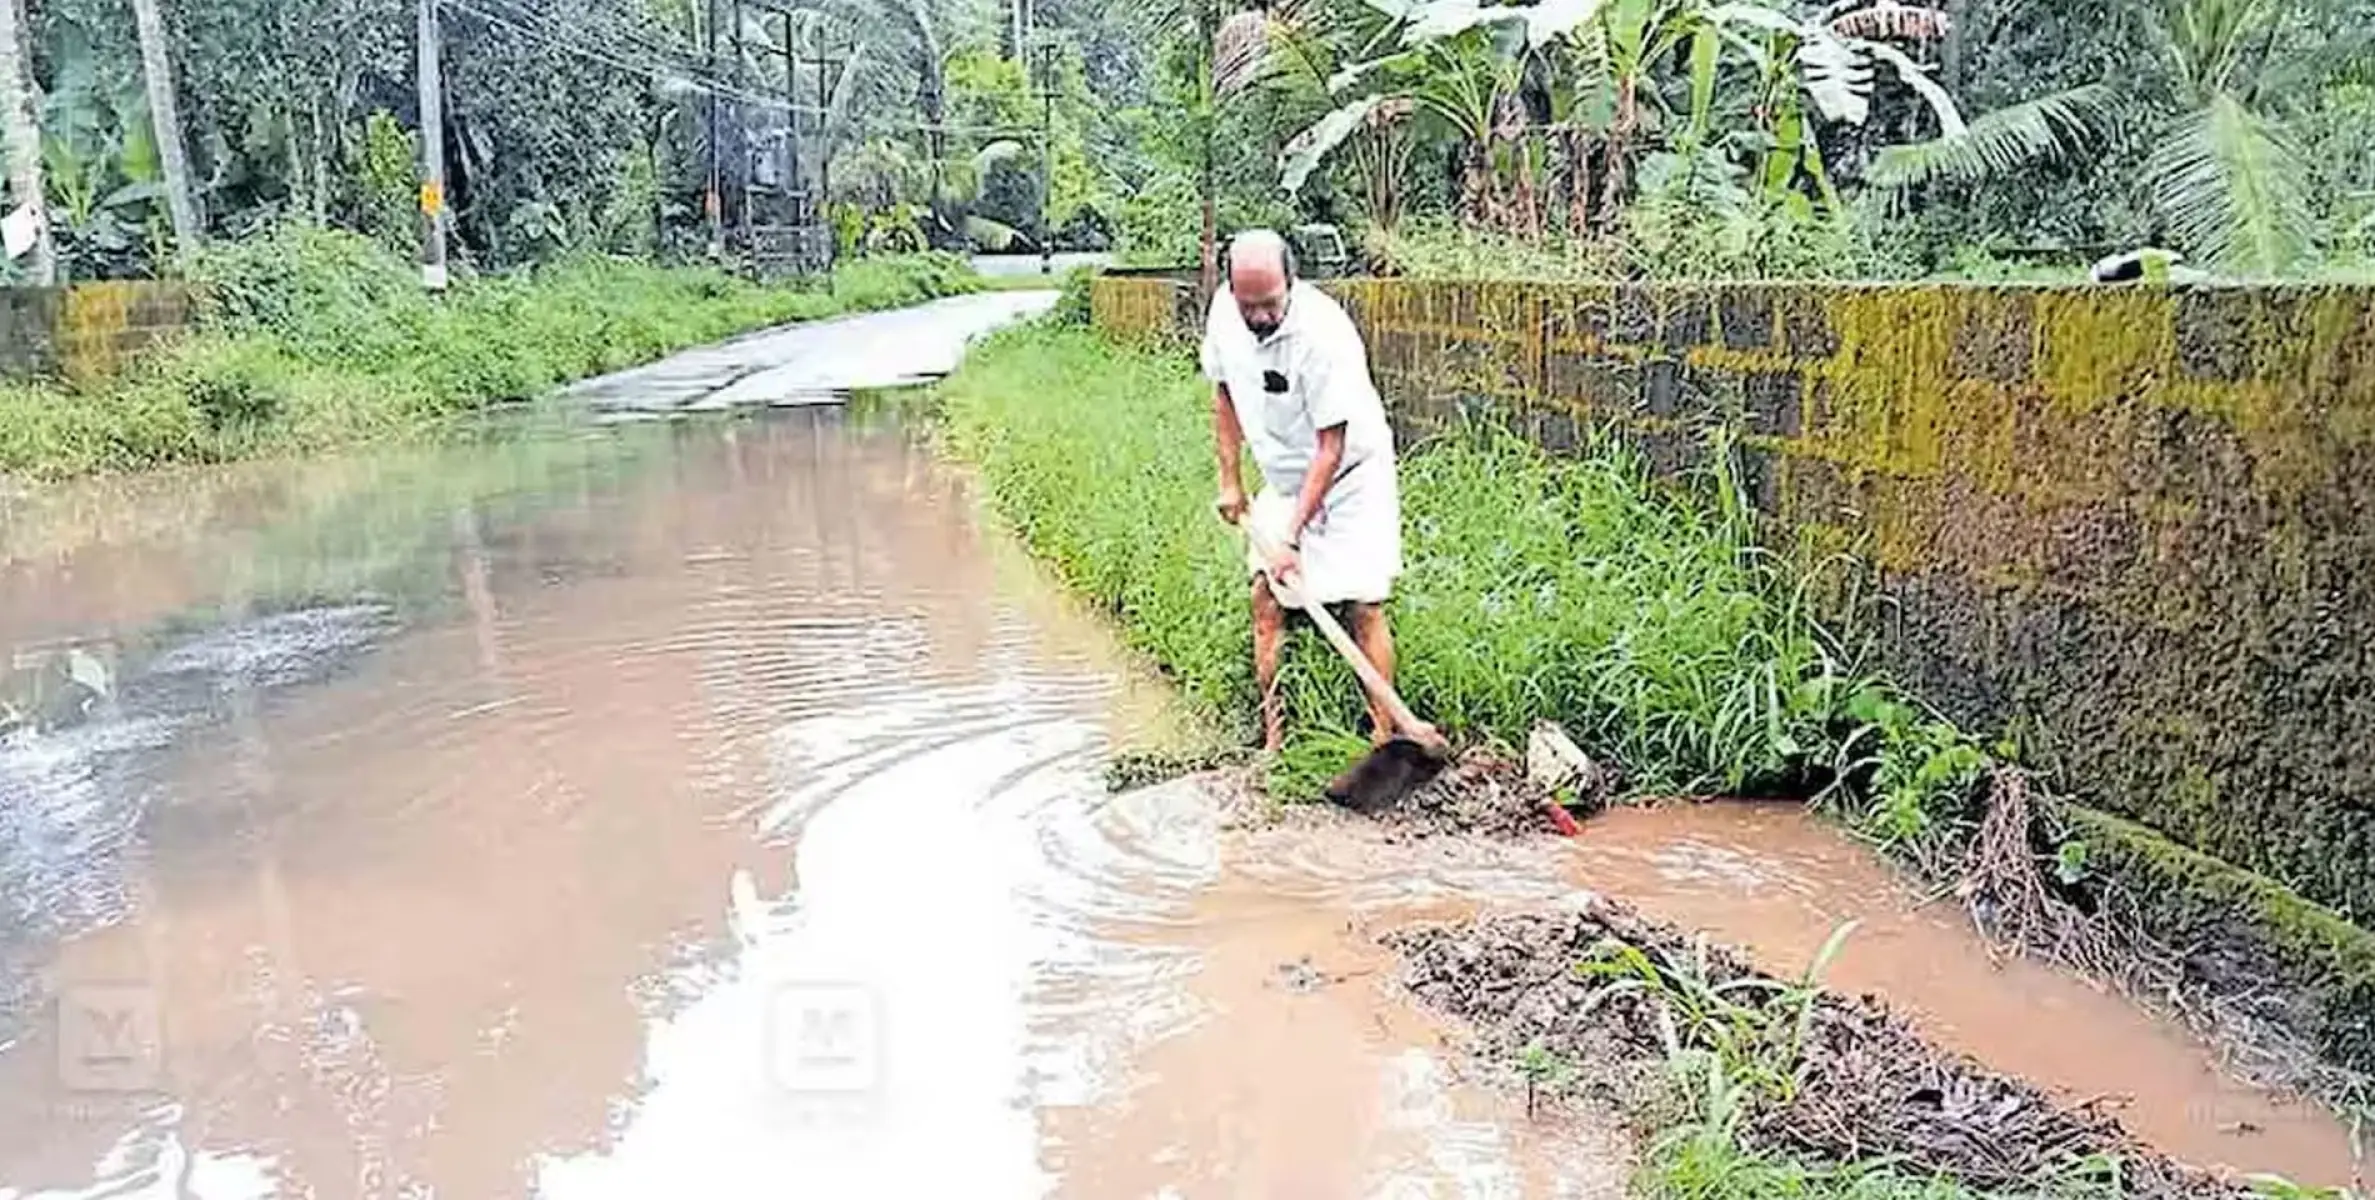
[0,299,2357,1196]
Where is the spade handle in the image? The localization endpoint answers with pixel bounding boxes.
[1239,517,1436,743]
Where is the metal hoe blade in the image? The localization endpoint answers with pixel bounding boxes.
[1325,735,1452,813]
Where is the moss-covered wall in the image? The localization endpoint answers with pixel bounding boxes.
[0,282,194,383]
[1091,275,1201,348]
[1097,275,2373,925]
[1095,273,2373,975]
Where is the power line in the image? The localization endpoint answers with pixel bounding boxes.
[437,0,1057,140]
[439,0,824,115]
[473,0,732,90]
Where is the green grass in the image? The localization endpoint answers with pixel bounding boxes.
[1641,1117,2067,1200]
[934,323,1846,798]
[0,226,981,482]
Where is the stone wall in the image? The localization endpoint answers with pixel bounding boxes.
[0,282,196,383]
[1094,274,2375,1069]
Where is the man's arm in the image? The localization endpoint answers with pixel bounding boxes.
[1283,309,1369,550]
[1214,383,1249,524]
[1285,423,1346,548]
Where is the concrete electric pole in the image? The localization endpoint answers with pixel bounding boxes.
[416,0,449,291]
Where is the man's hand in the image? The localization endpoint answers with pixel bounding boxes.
[1215,484,1248,526]
[1264,540,1301,588]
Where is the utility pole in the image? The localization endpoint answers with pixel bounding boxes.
[129,0,199,260]
[1035,41,1053,276]
[805,28,844,227]
[416,0,448,291]
[704,0,722,257]
[813,29,829,214]
[731,0,748,260]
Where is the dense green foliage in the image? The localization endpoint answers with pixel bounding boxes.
[936,323,1854,799]
[1,0,2365,283]
[0,227,976,479]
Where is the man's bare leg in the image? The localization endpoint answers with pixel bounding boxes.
[1253,575,1289,752]
[1344,601,1396,746]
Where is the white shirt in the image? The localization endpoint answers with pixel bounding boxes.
[1199,281,1394,499]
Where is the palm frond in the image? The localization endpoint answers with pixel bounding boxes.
[1401,0,1520,45]
[1520,0,1610,48]
[963,212,1031,250]
[1279,94,1389,192]
[1705,4,1807,37]
[2147,90,2314,276]
[827,42,870,127]
[1826,0,1950,41]
[1213,9,1276,94]
[1794,32,1873,125]
[1866,84,2112,189]
[972,139,1027,176]
[1860,38,1963,134]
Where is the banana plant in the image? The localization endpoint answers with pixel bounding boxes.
[1276,0,1541,224]
[37,42,170,278]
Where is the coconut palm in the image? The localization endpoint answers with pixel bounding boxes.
[1102,0,1280,284]
[0,0,51,283]
[129,0,201,257]
[787,0,963,209]
[1865,0,2357,275]
[2142,0,2324,274]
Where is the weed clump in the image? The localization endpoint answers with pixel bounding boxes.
[1389,903,2237,1200]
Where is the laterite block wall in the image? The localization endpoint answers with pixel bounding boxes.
[1093,274,2375,1068]
[1334,279,2375,927]
[0,282,195,383]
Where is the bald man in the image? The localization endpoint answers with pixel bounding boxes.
[1202,229,1405,753]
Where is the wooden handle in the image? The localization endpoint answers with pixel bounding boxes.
[1240,517,1430,739]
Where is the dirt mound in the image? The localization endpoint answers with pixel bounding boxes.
[1371,747,1575,841]
[1387,900,2240,1199]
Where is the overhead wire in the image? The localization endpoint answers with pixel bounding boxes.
[437,0,1056,140]
[438,0,825,115]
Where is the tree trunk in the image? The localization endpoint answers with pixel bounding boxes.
[0,0,53,284]
[1195,0,1217,298]
[1564,128,1592,241]
[131,0,201,258]
[1597,131,1629,233]
[1199,128,1215,294]
[1459,141,1488,228]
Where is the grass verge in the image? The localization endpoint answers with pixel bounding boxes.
[0,226,980,482]
[934,323,1844,799]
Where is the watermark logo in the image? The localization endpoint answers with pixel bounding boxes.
[766,981,880,1096]
[57,985,161,1093]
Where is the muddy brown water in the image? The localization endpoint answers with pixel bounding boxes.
[0,310,2358,1195]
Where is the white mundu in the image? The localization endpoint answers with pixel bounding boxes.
[1200,279,1403,607]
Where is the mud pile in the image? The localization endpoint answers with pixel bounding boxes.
[1388,899,2240,1199]
[1373,747,1572,841]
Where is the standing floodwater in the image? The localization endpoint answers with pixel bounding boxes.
[0,323,1607,1196]
[0,302,2355,1197]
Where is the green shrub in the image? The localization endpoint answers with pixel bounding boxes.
[1051,266,1097,326]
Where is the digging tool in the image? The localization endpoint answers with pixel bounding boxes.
[1238,516,1451,811]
